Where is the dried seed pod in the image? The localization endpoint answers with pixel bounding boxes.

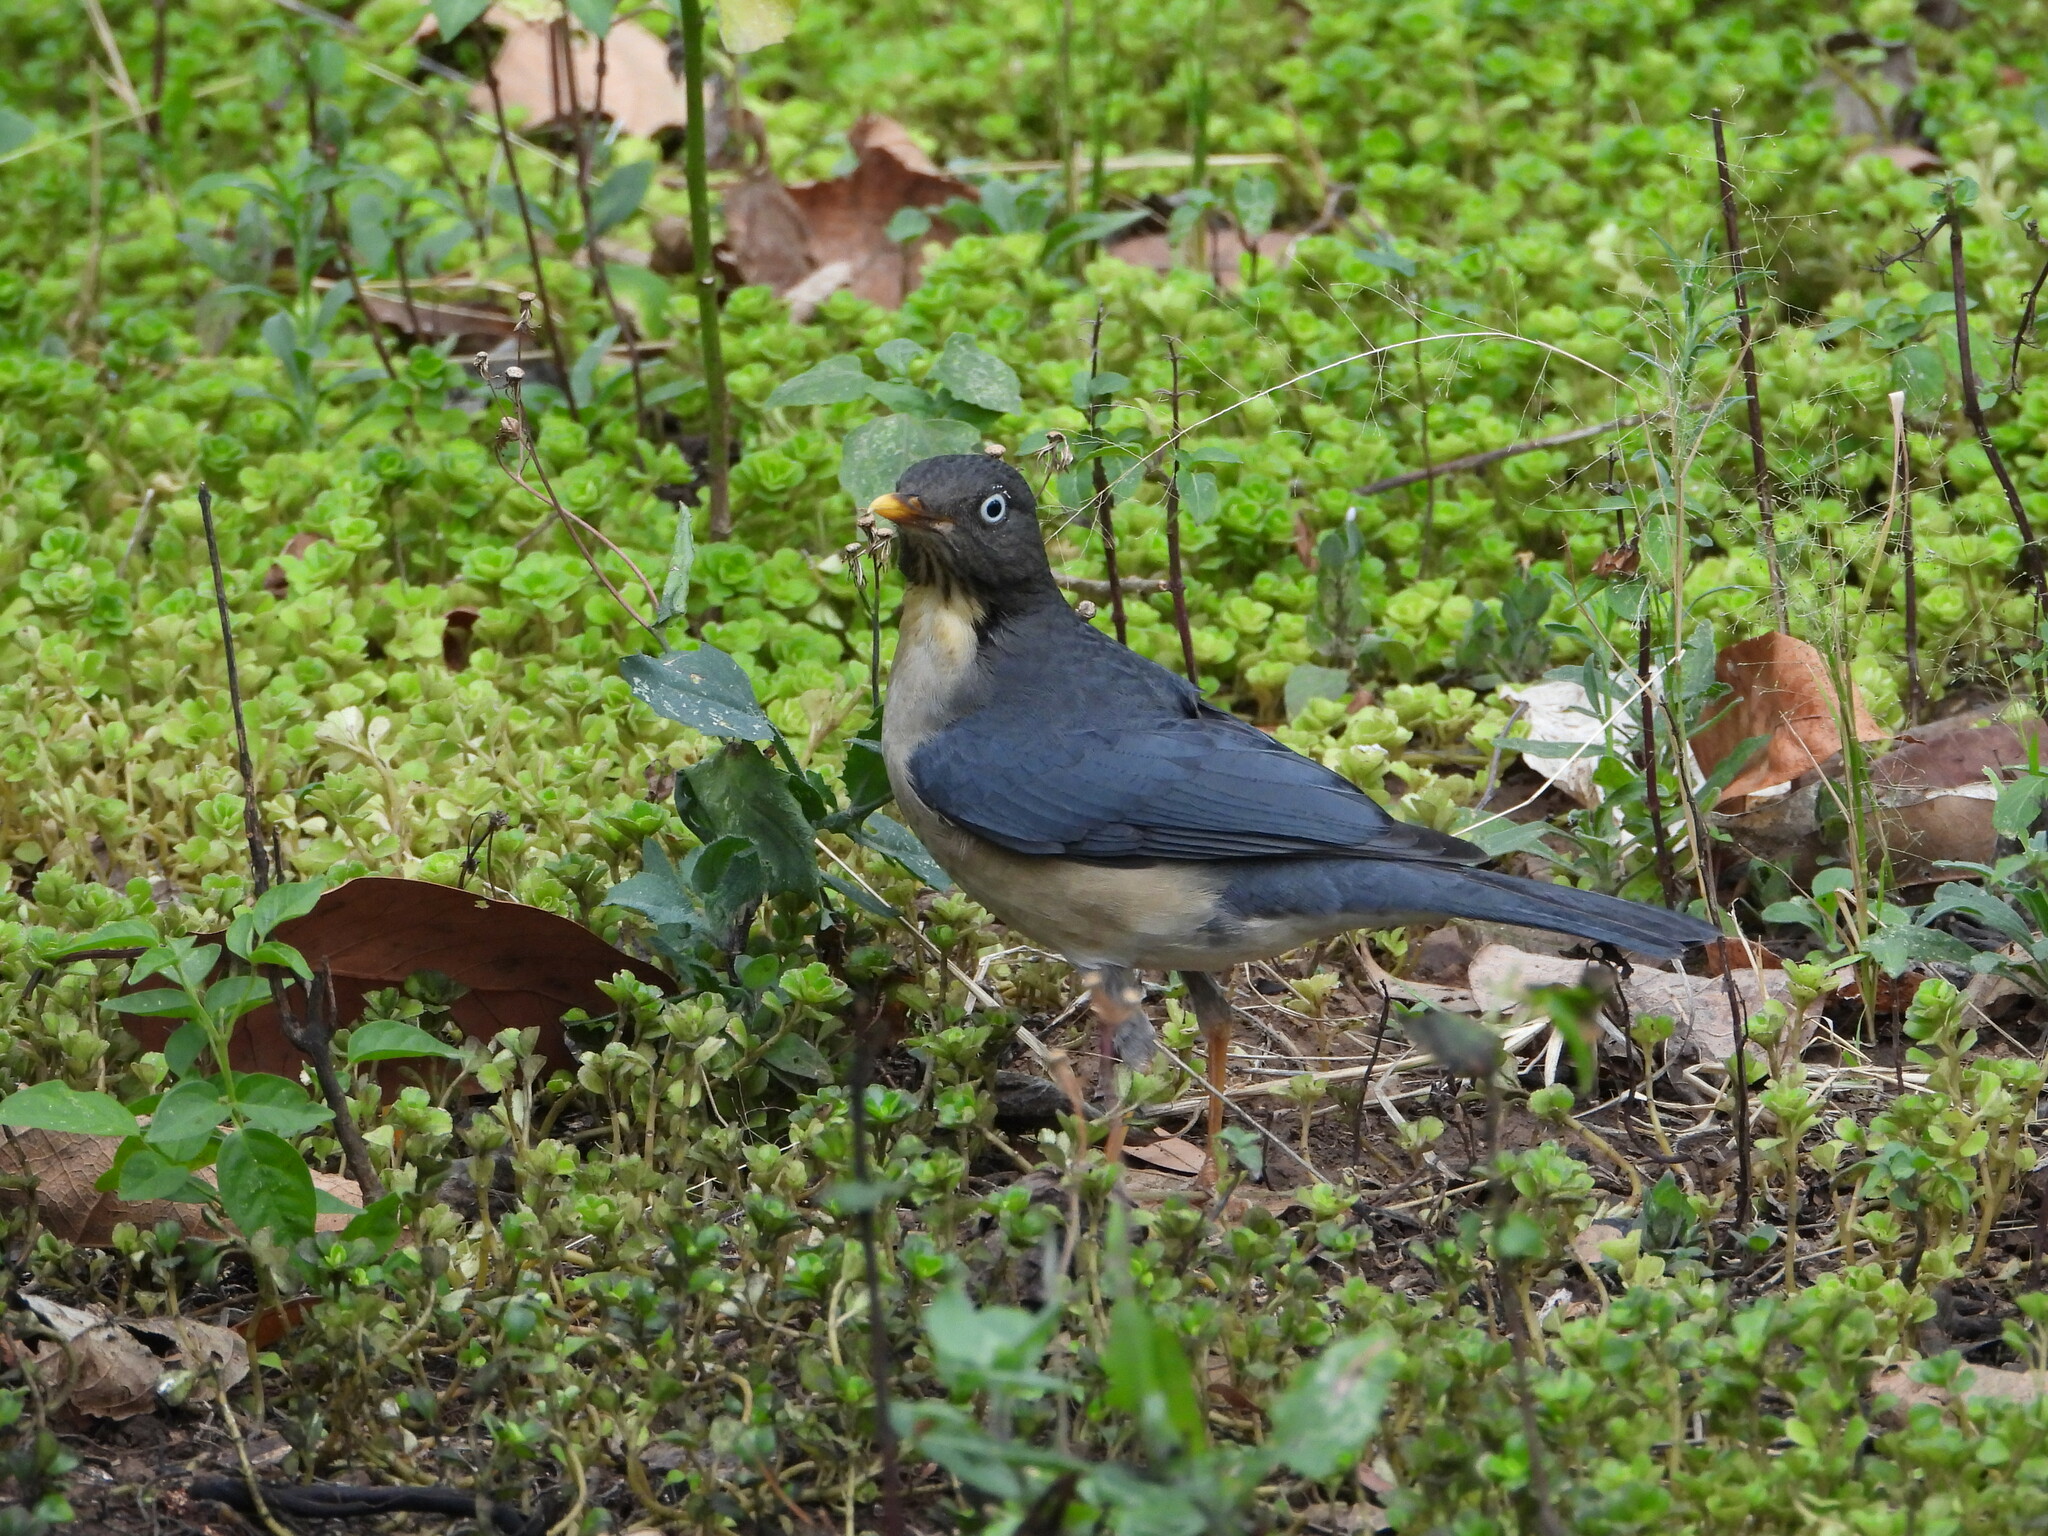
[1075,600,1098,620]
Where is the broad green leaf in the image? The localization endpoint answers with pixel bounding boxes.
[248,940,313,981]
[589,160,655,236]
[928,333,1022,414]
[115,1143,215,1203]
[343,1194,402,1256]
[1175,468,1218,523]
[1102,1296,1206,1458]
[314,1186,361,1217]
[875,338,926,376]
[567,0,615,36]
[851,812,951,889]
[605,838,700,927]
[102,987,203,1021]
[35,919,158,962]
[346,1020,465,1064]
[619,644,777,741]
[252,881,322,935]
[204,973,274,1026]
[216,1128,317,1247]
[839,413,981,507]
[431,0,493,39]
[822,872,898,921]
[1863,923,1975,978]
[0,1081,139,1138]
[765,354,873,409]
[1401,1006,1504,1076]
[690,835,768,933]
[677,744,818,900]
[1268,1326,1401,1479]
[719,0,796,53]
[0,107,35,157]
[842,732,891,815]
[1232,171,1279,241]
[1284,663,1351,720]
[761,1030,830,1081]
[1994,773,2048,840]
[145,1080,227,1163]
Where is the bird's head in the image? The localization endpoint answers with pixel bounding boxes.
[867,455,1057,608]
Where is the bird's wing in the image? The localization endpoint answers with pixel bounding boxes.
[907,704,1485,863]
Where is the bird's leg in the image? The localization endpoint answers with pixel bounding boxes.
[1180,969,1236,1178]
[1078,965,1145,1162]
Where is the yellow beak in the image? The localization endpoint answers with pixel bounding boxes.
[868,492,929,524]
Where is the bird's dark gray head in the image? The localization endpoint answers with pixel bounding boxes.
[868,455,1057,608]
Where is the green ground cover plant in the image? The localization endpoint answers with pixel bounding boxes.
[15,0,2048,1531]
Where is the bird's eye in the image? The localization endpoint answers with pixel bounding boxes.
[977,491,1008,525]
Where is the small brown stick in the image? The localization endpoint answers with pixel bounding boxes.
[561,16,648,434]
[1711,110,1788,631]
[1354,413,1647,498]
[1085,303,1128,643]
[272,967,387,1202]
[198,486,271,897]
[148,0,168,138]
[482,57,579,416]
[1949,209,2048,655]
[1160,335,1200,686]
[2004,223,2048,392]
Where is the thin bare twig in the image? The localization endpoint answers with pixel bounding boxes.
[1354,413,1647,498]
[198,486,270,897]
[1949,207,2048,674]
[482,56,579,416]
[1085,304,1128,643]
[1160,336,1199,686]
[1711,110,1788,631]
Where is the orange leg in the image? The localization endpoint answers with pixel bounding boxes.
[1180,970,1236,1179]
[1079,965,1145,1161]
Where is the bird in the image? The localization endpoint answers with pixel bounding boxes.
[868,453,1719,1163]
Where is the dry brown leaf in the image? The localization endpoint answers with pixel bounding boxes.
[1871,1363,2048,1424]
[1124,1135,1207,1176]
[1866,715,2048,883]
[0,1130,214,1247]
[716,171,818,292]
[117,877,669,1079]
[1467,943,1792,1061]
[1105,229,1301,286]
[1849,143,1944,173]
[25,1300,162,1420]
[446,8,695,139]
[782,116,973,308]
[1691,632,1887,803]
[1571,1219,1628,1267]
[129,1316,249,1393]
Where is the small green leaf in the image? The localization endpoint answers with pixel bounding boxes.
[346,1020,466,1064]
[35,919,157,962]
[761,1031,831,1081]
[1284,663,1351,720]
[589,160,655,236]
[851,813,951,889]
[928,333,1022,414]
[145,1080,227,1163]
[566,0,615,36]
[252,881,322,935]
[677,744,818,901]
[431,0,493,39]
[1401,1006,1504,1077]
[216,1128,317,1247]
[766,354,874,409]
[103,987,203,1021]
[0,1082,139,1138]
[0,107,36,157]
[343,1194,402,1255]
[1268,1326,1401,1479]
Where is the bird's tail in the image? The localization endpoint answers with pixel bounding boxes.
[1225,859,1720,959]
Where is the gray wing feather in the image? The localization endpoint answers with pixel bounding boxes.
[908,707,1484,865]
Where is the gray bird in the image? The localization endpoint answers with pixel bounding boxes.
[871,454,1718,1158]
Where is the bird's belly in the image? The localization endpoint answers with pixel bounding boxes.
[887,783,1235,970]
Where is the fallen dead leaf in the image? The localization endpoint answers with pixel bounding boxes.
[1848,143,1944,173]
[1571,1219,1628,1268]
[1871,1363,2048,1424]
[443,607,481,670]
[1104,228,1302,286]
[129,1316,249,1394]
[25,1299,163,1420]
[1691,632,1887,803]
[1467,943,1793,1061]
[262,531,329,599]
[427,7,697,139]
[118,877,670,1079]
[1589,542,1640,578]
[780,116,973,308]
[0,1130,216,1247]
[714,171,817,292]
[0,1130,360,1247]
[1496,677,1629,808]
[1123,1135,1207,1176]
[1694,936,1785,977]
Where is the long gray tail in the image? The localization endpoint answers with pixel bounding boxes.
[1221,859,1720,958]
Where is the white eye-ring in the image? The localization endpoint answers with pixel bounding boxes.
[978,491,1008,524]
